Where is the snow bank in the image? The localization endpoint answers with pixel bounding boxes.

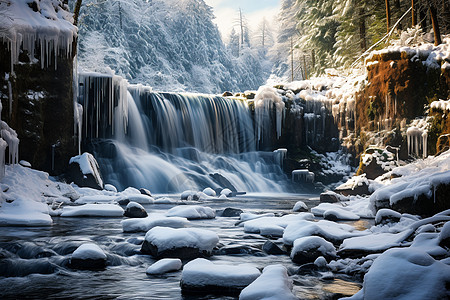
[370,149,450,209]
[144,227,219,253]
[146,258,182,275]
[0,165,65,226]
[121,213,189,232]
[0,0,77,72]
[239,264,296,300]
[166,205,215,219]
[181,258,260,292]
[60,204,124,217]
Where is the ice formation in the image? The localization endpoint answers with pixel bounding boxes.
[0,0,78,72]
[406,118,430,158]
[254,86,285,141]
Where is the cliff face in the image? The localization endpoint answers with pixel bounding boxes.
[0,0,77,174]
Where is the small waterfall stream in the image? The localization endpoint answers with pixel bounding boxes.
[77,73,289,193]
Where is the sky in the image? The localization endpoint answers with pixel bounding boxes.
[204,0,281,43]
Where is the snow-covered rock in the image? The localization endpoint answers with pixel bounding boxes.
[240,212,276,222]
[124,201,147,218]
[283,220,368,245]
[202,187,216,197]
[166,205,215,219]
[68,153,104,190]
[291,236,337,265]
[347,248,450,300]
[242,213,314,237]
[141,227,219,259]
[239,265,297,300]
[70,243,107,270]
[293,201,308,212]
[146,258,182,275]
[375,208,401,225]
[181,258,261,295]
[104,184,118,193]
[121,213,189,232]
[220,188,233,197]
[61,204,124,217]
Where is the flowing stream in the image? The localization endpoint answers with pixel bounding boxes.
[0,194,364,299]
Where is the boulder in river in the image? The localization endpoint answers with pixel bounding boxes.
[70,243,107,270]
[290,236,336,265]
[124,201,148,218]
[67,153,104,190]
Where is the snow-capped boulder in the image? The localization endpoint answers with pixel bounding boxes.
[67,153,104,190]
[139,188,152,197]
[70,243,107,270]
[181,258,261,295]
[61,204,124,217]
[239,265,297,300]
[104,184,117,192]
[375,208,401,225]
[291,236,337,265]
[319,191,341,203]
[293,201,308,212]
[121,213,189,232]
[220,188,233,197]
[146,258,182,275]
[141,227,219,259]
[166,205,215,220]
[124,201,148,218]
[352,248,450,300]
[202,187,216,197]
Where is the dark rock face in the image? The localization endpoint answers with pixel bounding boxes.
[320,192,340,203]
[141,241,211,260]
[209,173,237,192]
[221,207,243,217]
[0,41,76,175]
[214,245,262,256]
[262,241,286,255]
[124,204,148,218]
[69,258,106,270]
[139,188,152,197]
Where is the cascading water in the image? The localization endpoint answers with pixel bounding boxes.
[78,73,289,193]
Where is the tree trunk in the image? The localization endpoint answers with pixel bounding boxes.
[429,5,442,46]
[385,0,391,33]
[359,6,367,51]
[411,0,416,26]
[73,0,83,27]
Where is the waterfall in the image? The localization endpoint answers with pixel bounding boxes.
[78,73,288,193]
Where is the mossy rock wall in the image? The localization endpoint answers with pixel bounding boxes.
[0,41,76,174]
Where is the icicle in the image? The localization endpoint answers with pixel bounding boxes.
[422,131,428,158]
[1,121,19,165]
[0,138,7,180]
[7,80,12,119]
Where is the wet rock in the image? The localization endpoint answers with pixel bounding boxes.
[221,207,243,217]
[262,241,286,255]
[215,245,262,256]
[118,199,130,206]
[124,201,148,218]
[209,173,237,192]
[375,209,401,225]
[70,243,107,270]
[67,153,104,190]
[222,91,233,97]
[140,188,152,197]
[320,191,340,203]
